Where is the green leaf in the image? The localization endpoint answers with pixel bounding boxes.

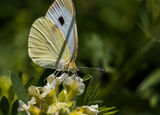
[76,75,100,105]
[10,72,29,103]
[103,110,119,115]
[99,106,119,115]
[82,74,92,82]
[0,96,9,115]
[83,77,94,103]
[148,0,160,20]
[11,100,19,115]
[140,0,150,30]
[17,111,27,115]
[150,94,160,108]
[99,107,116,112]
[138,68,160,92]
[138,0,150,36]
[83,76,100,104]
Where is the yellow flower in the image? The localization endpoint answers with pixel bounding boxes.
[70,111,87,115]
[28,86,41,99]
[47,102,71,114]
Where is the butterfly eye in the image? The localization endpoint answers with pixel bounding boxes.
[58,16,64,26]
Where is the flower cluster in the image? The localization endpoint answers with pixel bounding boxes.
[18,73,99,115]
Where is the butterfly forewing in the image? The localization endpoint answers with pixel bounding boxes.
[45,0,78,61]
[28,17,69,69]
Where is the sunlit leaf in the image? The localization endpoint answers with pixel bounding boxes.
[82,74,92,82]
[99,106,118,115]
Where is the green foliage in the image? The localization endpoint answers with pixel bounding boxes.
[77,75,100,106]
[0,96,9,115]
[11,72,29,103]
[84,77,100,105]
[82,74,92,82]
[138,68,160,108]
[11,100,19,115]
[0,97,21,115]
[99,107,118,115]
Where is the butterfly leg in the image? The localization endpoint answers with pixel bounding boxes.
[75,72,78,77]
[54,69,61,77]
[67,66,71,75]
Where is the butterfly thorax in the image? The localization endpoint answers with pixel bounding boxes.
[68,61,77,73]
[58,60,77,73]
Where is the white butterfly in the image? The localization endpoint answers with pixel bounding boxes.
[28,0,78,73]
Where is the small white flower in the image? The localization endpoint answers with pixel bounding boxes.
[47,102,70,114]
[18,97,36,115]
[63,74,85,97]
[41,81,56,98]
[18,100,28,111]
[56,73,68,84]
[78,105,99,115]
[27,97,36,107]
[47,73,56,84]
[28,86,41,98]
[41,73,68,98]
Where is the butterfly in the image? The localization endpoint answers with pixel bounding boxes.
[28,0,78,73]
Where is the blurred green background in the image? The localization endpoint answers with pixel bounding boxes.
[0,0,160,114]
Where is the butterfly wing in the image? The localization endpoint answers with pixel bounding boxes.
[28,17,70,69]
[71,19,78,62]
[45,0,78,62]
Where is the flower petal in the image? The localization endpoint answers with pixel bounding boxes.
[63,74,85,99]
[28,86,41,98]
[76,105,99,115]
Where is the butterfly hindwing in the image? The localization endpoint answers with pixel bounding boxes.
[28,17,69,69]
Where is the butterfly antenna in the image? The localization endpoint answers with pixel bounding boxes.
[78,67,107,73]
